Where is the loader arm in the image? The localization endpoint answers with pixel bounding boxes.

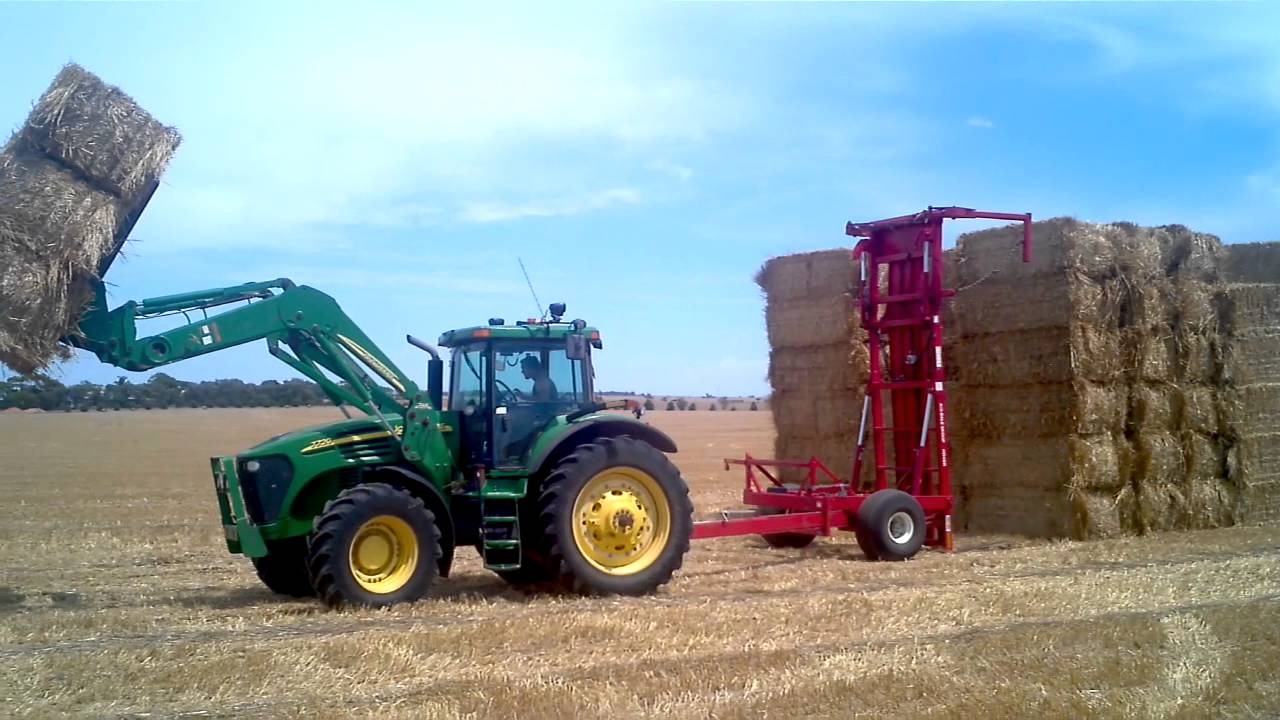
[67,279,420,419]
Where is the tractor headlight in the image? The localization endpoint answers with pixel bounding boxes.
[237,455,293,524]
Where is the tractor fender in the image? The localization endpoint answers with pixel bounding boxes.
[368,465,457,578]
[528,416,678,476]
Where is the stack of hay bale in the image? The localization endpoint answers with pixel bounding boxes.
[756,250,867,483]
[1221,242,1280,524]
[756,218,1275,539]
[947,220,1240,538]
[0,63,180,373]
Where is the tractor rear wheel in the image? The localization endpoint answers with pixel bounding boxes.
[307,483,441,608]
[855,489,926,561]
[757,484,817,549]
[539,436,692,595]
[251,537,315,597]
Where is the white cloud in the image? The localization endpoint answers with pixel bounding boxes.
[967,116,994,129]
[647,159,695,182]
[459,187,642,224]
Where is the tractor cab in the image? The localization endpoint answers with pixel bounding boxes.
[438,304,602,470]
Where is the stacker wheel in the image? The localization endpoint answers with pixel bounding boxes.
[539,436,693,595]
[757,484,817,549]
[854,489,926,562]
[307,482,441,608]
[251,536,316,597]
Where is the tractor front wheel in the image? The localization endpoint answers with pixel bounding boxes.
[307,483,441,608]
[539,437,692,595]
[251,537,315,597]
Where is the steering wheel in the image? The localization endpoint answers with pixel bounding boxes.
[494,379,522,405]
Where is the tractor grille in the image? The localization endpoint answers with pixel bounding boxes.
[338,436,398,461]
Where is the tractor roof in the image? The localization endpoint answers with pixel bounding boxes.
[438,321,601,348]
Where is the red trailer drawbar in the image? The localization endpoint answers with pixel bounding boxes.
[692,207,1033,560]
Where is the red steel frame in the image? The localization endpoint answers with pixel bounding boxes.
[693,207,1033,549]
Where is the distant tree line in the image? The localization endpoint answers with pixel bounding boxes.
[0,373,329,411]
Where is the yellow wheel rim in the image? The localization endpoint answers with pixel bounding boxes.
[572,466,671,575]
[349,514,419,594]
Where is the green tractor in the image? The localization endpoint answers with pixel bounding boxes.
[71,277,693,606]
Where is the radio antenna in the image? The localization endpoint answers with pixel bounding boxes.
[518,257,546,319]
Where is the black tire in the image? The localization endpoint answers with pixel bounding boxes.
[307,483,442,608]
[251,536,316,597]
[758,485,817,549]
[855,489,926,561]
[538,436,692,595]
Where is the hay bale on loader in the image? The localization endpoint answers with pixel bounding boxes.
[0,64,179,373]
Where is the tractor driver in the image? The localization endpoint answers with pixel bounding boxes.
[520,355,559,402]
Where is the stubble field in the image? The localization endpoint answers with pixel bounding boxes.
[1,408,1278,719]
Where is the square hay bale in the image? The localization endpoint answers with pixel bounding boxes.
[947,324,1125,385]
[1225,328,1280,385]
[1170,279,1221,335]
[1222,242,1280,284]
[755,249,854,303]
[1123,328,1177,383]
[1138,482,1189,532]
[954,217,1117,285]
[16,63,181,203]
[1223,283,1280,334]
[1178,385,1221,434]
[767,344,867,391]
[1070,487,1139,540]
[1130,383,1178,430]
[950,273,1120,337]
[0,149,123,373]
[949,381,1126,440]
[1237,383,1280,432]
[773,432,862,488]
[1150,225,1224,283]
[1135,430,1185,485]
[769,388,862,439]
[765,294,858,349]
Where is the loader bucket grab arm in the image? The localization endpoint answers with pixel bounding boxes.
[67,279,419,418]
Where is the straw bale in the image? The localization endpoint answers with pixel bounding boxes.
[1222,283,1280,334]
[1067,433,1129,492]
[768,345,867,391]
[773,433,861,488]
[1222,241,1280,284]
[1171,329,1221,384]
[1130,383,1178,431]
[1224,328,1280,385]
[1237,432,1280,478]
[1183,479,1237,529]
[0,150,119,261]
[1170,279,1221,335]
[949,381,1125,440]
[1150,225,1224,283]
[770,388,861,439]
[1236,383,1280,430]
[17,63,181,202]
[954,217,1116,285]
[1240,475,1280,525]
[1178,386,1221,434]
[1237,431,1280,525]
[1135,430,1185,484]
[947,324,1124,385]
[1070,487,1138,539]
[765,294,857,349]
[950,273,1111,336]
[755,249,854,303]
[1137,483,1187,532]
[1123,328,1176,382]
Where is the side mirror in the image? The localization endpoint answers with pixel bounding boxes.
[566,334,588,360]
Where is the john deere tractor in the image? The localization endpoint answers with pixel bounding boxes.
[70,276,693,607]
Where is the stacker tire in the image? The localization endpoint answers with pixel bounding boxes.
[758,484,817,549]
[855,489,926,562]
[252,537,316,597]
[307,482,441,608]
[539,436,693,595]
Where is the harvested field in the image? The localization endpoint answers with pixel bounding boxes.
[2,408,1279,719]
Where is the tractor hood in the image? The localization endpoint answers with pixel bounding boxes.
[242,415,405,458]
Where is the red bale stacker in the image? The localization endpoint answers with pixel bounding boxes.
[692,207,1033,560]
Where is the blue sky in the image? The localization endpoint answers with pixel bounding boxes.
[2,2,1277,395]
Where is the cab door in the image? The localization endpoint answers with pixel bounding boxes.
[448,345,490,469]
